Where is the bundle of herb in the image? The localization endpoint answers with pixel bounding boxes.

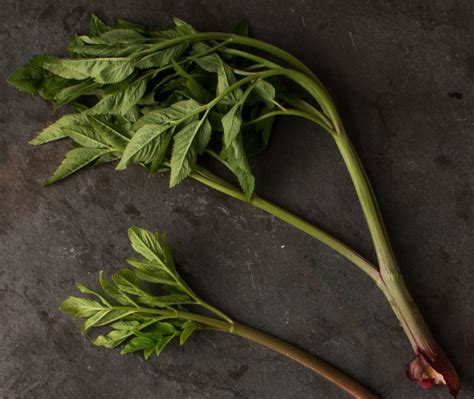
[61,226,377,399]
[8,15,459,396]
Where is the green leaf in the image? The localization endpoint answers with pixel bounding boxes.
[133,99,201,130]
[29,113,85,145]
[94,309,136,327]
[54,79,99,106]
[115,19,147,34]
[81,309,111,334]
[134,44,188,69]
[193,53,221,73]
[59,296,105,319]
[75,282,111,306]
[62,127,109,149]
[222,103,242,148]
[116,123,171,169]
[254,80,275,107]
[138,293,192,307]
[43,58,135,84]
[111,268,149,297]
[180,320,199,345]
[172,59,210,103]
[45,147,109,186]
[155,334,177,356]
[92,329,131,349]
[7,55,57,94]
[173,17,197,35]
[170,118,212,187]
[90,14,110,36]
[225,135,255,198]
[134,268,176,285]
[90,117,130,150]
[89,75,149,115]
[99,271,138,306]
[121,336,155,354]
[99,29,145,43]
[127,227,168,264]
[110,320,141,330]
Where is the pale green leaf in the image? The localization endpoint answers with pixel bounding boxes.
[92,329,131,349]
[75,282,111,306]
[180,321,199,345]
[81,309,111,334]
[127,227,165,262]
[59,296,105,319]
[99,271,138,306]
[121,336,155,354]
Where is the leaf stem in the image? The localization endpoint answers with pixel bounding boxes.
[113,305,378,399]
[189,166,381,284]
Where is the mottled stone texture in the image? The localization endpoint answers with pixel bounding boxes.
[1,1,473,398]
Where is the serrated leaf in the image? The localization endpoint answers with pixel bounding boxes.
[121,336,155,354]
[133,99,201,130]
[45,147,109,186]
[90,117,130,150]
[55,79,99,106]
[92,329,131,349]
[43,58,135,84]
[222,103,242,148]
[99,271,138,306]
[134,44,188,69]
[111,320,141,330]
[111,268,149,297]
[127,227,168,263]
[172,59,210,103]
[75,282,111,306]
[89,75,148,115]
[134,269,176,285]
[7,55,57,94]
[225,135,255,198]
[90,14,110,36]
[62,127,109,149]
[99,29,145,43]
[139,293,192,307]
[115,19,147,34]
[173,17,197,35]
[180,320,199,345]
[29,113,86,145]
[116,123,171,170]
[170,118,211,187]
[155,334,176,356]
[94,309,135,327]
[254,80,275,107]
[81,309,111,334]
[59,296,105,319]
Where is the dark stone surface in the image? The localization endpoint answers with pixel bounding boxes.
[1,1,473,398]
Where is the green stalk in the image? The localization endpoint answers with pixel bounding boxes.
[116,306,378,399]
[190,167,381,284]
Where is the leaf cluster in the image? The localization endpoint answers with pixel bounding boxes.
[60,226,223,359]
[8,15,292,198]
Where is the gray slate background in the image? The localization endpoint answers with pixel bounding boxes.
[1,0,473,398]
